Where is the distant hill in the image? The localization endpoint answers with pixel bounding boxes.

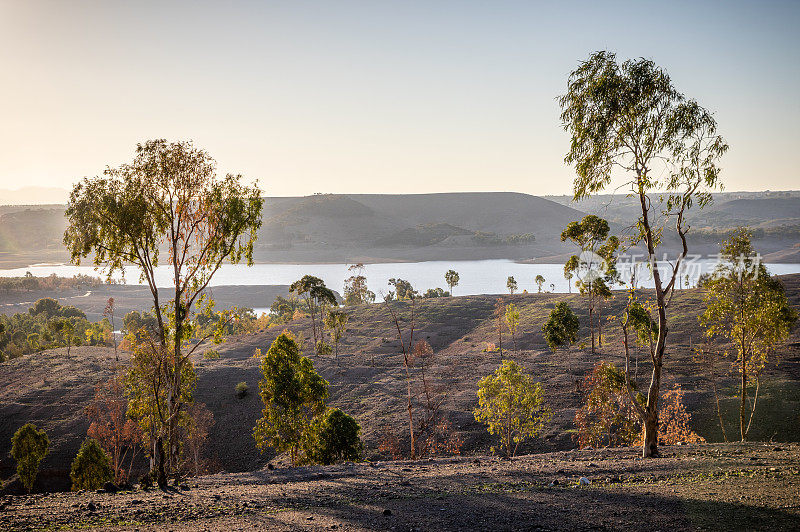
[255,192,586,262]
[0,191,798,266]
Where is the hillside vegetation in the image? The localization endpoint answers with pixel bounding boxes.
[2,275,798,490]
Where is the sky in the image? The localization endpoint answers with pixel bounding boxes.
[1,0,798,199]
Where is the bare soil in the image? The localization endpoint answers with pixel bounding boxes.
[2,443,799,531]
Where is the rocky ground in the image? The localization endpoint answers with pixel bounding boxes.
[2,443,799,531]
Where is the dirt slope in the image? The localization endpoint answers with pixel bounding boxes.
[2,443,799,531]
[1,276,799,492]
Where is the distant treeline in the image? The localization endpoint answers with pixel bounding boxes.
[471,232,536,246]
[689,225,800,243]
[0,298,112,362]
[0,273,108,294]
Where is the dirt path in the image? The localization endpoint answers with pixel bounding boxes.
[2,443,799,531]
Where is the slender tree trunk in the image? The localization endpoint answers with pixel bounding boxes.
[589,306,595,354]
[597,301,603,348]
[740,340,747,442]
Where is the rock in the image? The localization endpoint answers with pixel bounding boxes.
[267,463,275,470]
[578,477,591,486]
[87,502,97,513]
[103,482,118,494]
[588,462,598,467]
[383,509,393,516]
[548,480,559,487]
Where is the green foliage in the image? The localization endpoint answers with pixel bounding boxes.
[422,287,450,298]
[64,139,263,483]
[700,228,798,440]
[0,273,104,294]
[253,333,329,465]
[235,381,249,398]
[70,438,113,491]
[506,276,517,294]
[534,275,546,293]
[10,423,50,493]
[343,264,375,305]
[315,340,333,357]
[388,278,417,300]
[323,308,348,357]
[0,298,111,362]
[542,302,580,353]
[269,295,304,323]
[445,269,460,295]
[473,360,551,457]
[305,408,363,465]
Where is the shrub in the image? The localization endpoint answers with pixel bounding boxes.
[305,408,363,465]
[10,423,50,493]
[70,438,113,491]
[574,361,641,449]
[235,381,249,398]
[203,349,221,360]
[474,360,551,457]
[315,340,332,357]
[253,332,328,465]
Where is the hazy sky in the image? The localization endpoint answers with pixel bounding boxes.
[1,0,798,197]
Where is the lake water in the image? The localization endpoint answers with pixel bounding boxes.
[3,260,800,297]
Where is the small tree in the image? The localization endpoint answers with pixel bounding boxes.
[700,229,797,441]
[343,264,375,305]
[534,275,545,293]
[323,308,348,361]
[290,276,337,348]
[104,297,118,361]
[561,215,618,353]
[305,408,363,465]
[70,438,113,491]
[506,276,517,295]
[574,362,641,449]
[183,402,214,477]
[504,303,520,352]
[10,423,50,493]
[86,374,142,485]
[563,264,573,294]
[473,360,551,457]
[253,333,328,466]
[542,302,580,380]
[445,270,460,296]
[388,278,417,300]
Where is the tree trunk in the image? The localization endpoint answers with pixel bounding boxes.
[740,351,747,442]
[155,436,167,489]
[589,306,595,354]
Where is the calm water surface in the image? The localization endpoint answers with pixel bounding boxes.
[3,260,800,297]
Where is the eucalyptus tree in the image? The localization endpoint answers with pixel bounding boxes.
[445,269,460,296]
[290,275,337,348]
[561,215,619,353]
[534,275,546,293]
[559,51,727,457]
[506,276,517,295]
[64,139,263,485]
[700,229,797,441]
